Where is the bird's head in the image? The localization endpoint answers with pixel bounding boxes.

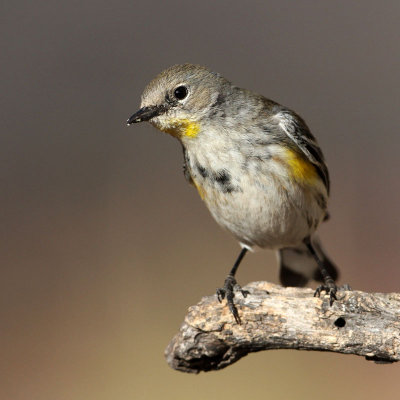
[127,64,229,140]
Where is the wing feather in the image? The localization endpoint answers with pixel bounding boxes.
[276,109,330,193]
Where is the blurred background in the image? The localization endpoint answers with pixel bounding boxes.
[1,1,400,399]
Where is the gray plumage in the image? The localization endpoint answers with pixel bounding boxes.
[129,64,338,288]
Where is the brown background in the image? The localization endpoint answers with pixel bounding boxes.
[2,1,400,399]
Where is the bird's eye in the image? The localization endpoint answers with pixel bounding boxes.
[173,86,188,100]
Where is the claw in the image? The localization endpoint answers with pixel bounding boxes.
[216,288,225,302]
[314,283,338,306]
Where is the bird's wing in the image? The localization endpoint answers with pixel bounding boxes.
[276,109,330,193]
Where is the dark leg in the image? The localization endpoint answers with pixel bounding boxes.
[304,238,337,305]
[217,247,250,324]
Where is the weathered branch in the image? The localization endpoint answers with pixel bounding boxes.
[165,282,400,373]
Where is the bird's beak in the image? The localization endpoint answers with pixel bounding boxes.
[126,105,165,125]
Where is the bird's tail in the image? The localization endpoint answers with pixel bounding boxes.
[277,235,339,287]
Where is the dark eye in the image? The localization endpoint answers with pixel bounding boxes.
[174,85,188,100]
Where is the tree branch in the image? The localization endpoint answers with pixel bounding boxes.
[165,282,400,373]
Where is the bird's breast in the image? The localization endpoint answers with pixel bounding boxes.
[186,145,327,248]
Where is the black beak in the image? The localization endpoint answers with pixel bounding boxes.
[126,105,165,125]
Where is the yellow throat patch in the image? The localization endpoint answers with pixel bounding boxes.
[284,149,317,184]
[160,118,200,138]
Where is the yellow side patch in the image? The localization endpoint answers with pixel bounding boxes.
[284,149,317,184]
[193,180,206,200]
[161,118,200,138]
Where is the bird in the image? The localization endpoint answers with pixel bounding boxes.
[127,63,340,324]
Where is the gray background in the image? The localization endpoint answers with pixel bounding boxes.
[2,1,400,399]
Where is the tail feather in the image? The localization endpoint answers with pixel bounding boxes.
[279,263,309,287]
[278,235,339,287]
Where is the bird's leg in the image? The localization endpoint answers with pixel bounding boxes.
[216,247,249,324]
[304,238,338,305]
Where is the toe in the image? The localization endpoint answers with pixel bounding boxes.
[216,288,225,302]
[314,286,323,297]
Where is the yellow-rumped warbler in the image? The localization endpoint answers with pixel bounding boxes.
[127,64,341,323]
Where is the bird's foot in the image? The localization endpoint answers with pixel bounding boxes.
[314,280,337,306]
[314,281,353,305]
[216,274,249,324]
[314,282,352,306]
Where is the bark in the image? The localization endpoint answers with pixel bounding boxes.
[165,282,400,373]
